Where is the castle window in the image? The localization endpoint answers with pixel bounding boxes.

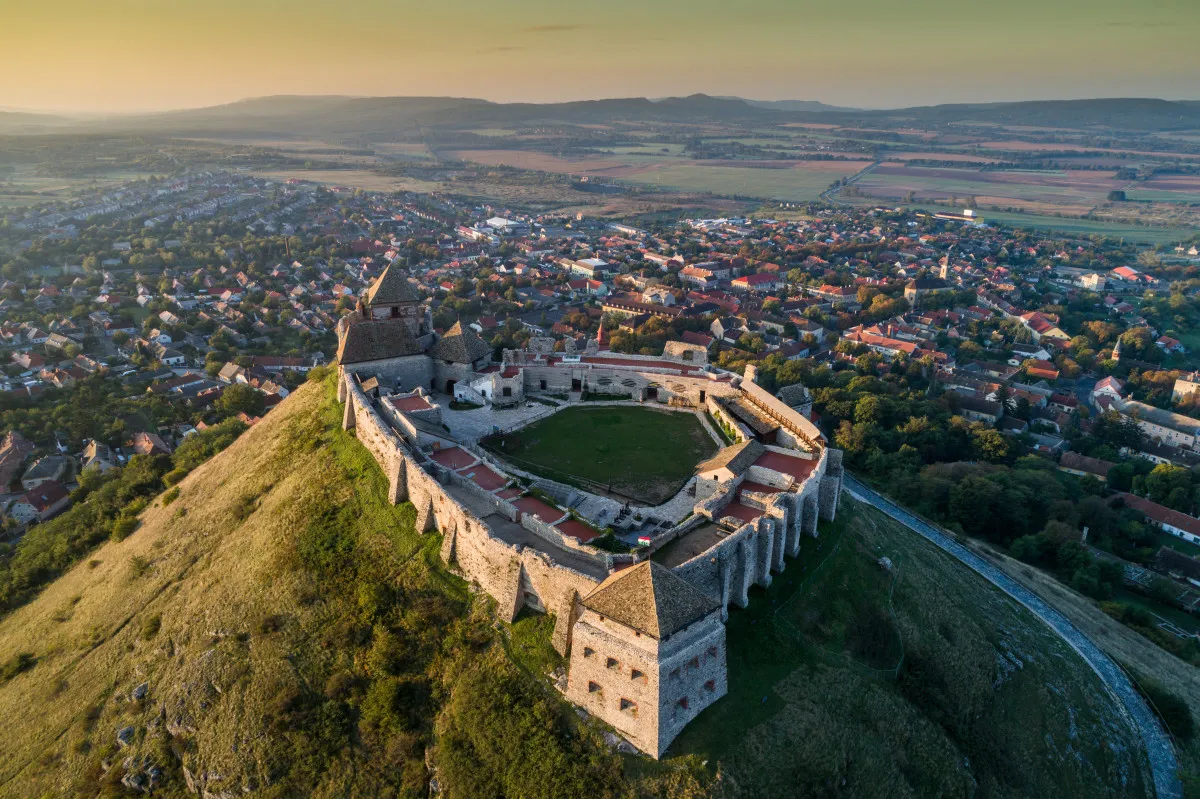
[583,647,595,658]
[688,656,700,671]
[620,698,638,716]
[707,646,719,659]
[630,669,646,684]
[503,386,512,397]
[677,696,689,710]
[704,680,716,693]
[669,668,680,681]
[588,681,602,694]
[606,657,620,671]
[539,380,547,390]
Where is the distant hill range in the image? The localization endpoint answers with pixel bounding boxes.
[0,110,76,135]
[17,94,1200,138]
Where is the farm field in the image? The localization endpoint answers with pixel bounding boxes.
[450,148,869,201]
[855,164,1127,212]
[657,499,1154,797]
[249,168,442,193]
[372,141,434,160]
[899,203,1194,244]
[0,165,153,208]
[1126,174,1200,203]
[482,406,716,505]
[621,161,868,200]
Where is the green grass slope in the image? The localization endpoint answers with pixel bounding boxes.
[654,500,1155,798]
[0,381,631,799]
[0,378,1156,798]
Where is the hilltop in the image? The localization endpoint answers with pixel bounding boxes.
[0,377,1157,797]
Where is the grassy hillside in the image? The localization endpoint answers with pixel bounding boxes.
[0,379,630,798]
[656,500,1154,798]
[0,377,1156,798]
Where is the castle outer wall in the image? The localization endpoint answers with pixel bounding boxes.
[335,359,842,758]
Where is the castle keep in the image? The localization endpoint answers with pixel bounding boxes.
[336,265,842,757]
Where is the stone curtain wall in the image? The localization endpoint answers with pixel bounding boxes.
[705,396,752,443]
[341,370,601,650]
[342,354,434,394]
[672,448,830,618]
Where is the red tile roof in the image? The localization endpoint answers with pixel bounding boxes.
[390,395,433,413]
[752,450,818,482]
[513,496,563,524]
[557,518,600,543]
[457,463,507,491]
[717,500,763,525]
[430,447,476,470]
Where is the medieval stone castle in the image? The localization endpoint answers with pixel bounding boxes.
[336,265,843,758]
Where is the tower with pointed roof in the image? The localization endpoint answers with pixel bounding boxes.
[565,561,726,758]
[362,263,428,338]
[336,263,437,389]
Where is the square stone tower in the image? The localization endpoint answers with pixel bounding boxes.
[565,561,727,758]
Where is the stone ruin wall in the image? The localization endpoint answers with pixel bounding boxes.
[342,366,843,631]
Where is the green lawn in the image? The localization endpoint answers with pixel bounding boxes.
[1156,530,1200,558]
[650,498,1153,798]
[484,406,717,504]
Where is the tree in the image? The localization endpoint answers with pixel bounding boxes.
[215,384,265,418]
[1107,190,1126,202]
[1144,464,1194,512]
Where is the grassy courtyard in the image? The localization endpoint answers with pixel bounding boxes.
[483,406,717,505]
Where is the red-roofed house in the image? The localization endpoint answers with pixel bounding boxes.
[731,273,781,293]
[10,480,70,523]
[1024,359,1061,381]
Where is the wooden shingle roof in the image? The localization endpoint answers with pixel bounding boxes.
[337,318,426,364]
[365,264,421,306]
[695,439,764,475]
[430,321,491,364]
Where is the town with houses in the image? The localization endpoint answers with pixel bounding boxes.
[2,168,1200,754]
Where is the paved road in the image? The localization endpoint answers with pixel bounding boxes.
[844,474,1182,799]
[1074,373,1099,414]
[819,161,880,206]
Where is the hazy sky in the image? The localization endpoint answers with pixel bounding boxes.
[3,0,1198,114]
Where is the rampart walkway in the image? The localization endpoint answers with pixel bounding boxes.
[844,474,1182,799]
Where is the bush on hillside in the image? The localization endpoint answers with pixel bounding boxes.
[0,420,248,616]
[436,653,624,799]
[1132,674,1195,741]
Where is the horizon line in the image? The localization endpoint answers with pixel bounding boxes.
[5,92,1200,120]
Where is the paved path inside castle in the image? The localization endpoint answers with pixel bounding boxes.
[844,474,1182,799]
[439,396,557,442]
